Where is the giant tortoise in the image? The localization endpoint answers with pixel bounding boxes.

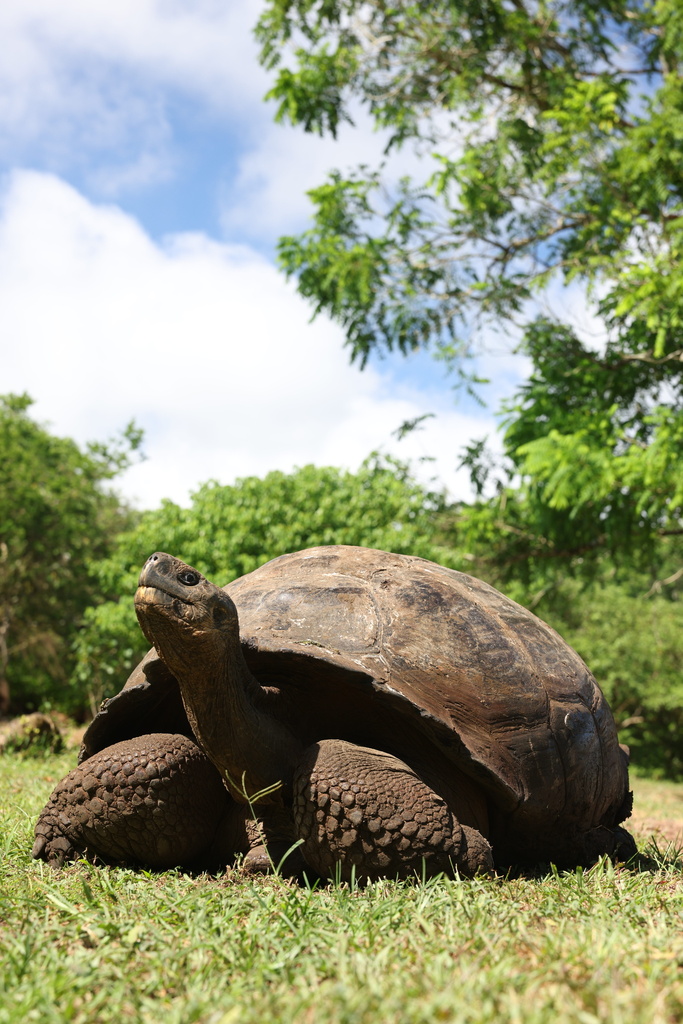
[33,546,634,880]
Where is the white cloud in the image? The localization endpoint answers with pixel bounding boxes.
[221,106,417,241]
[219,86,460,243]
[0,0,466,250]
[0,0,268,111]
[0,0,270,190]
[0,2,466,241]
[0,170,499,508]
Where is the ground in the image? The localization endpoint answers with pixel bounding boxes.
[2,740,683,1024]
[630,775,683,845]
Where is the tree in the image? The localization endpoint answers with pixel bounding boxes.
[454,320,683,586]
[0,394,141,714]
[256,0,683,570]
[75,457,452,713]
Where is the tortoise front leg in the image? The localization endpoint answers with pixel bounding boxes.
[240,805,310,878]
[292,740,493,882]
[32,733,248,870]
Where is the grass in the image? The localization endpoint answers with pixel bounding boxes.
[2,748,683,1024]
[629,774,683,837]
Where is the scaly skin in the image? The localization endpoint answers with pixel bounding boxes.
[32,733,241,869]
[293,739,493,881]
[33,730,494,880]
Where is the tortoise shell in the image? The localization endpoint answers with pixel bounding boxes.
[81,546,630,863]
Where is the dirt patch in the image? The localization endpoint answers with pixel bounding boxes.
[629,777,683,848]
[631,812,683,846]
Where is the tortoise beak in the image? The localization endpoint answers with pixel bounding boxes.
[138,552,204,599]
[135,553,208,647]
[135,553,235,637]
[139,551,182,589]
[135,553,208,634]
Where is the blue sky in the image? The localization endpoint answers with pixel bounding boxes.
[1,1,529,508]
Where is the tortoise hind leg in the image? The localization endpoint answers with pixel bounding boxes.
[292,739,493,882]
[579,823,637,866]
[32,733,246,870]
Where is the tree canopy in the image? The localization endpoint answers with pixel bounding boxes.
[455,318,683,585]
[0,394,141,714]
[256,0,683,573]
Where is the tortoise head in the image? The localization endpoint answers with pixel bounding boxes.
[135,552,239,676]
[135,552,301,803]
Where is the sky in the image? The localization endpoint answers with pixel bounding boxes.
[0,0,531,509]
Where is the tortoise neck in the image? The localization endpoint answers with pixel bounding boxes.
[174,634,302,804]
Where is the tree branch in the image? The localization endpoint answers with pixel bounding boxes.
[644,565,683,597]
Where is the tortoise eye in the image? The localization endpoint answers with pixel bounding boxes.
[178,570,201,586]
